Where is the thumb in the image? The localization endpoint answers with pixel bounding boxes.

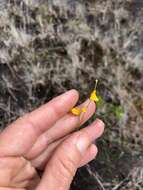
[36,119,104,190]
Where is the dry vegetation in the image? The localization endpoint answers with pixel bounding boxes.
[0,0,143,189]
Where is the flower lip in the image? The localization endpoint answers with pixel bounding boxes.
[71,107,81,116]
[90,90,99,102]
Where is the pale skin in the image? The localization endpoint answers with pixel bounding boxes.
[0,89,104,190]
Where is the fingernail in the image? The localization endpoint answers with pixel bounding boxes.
[96,119,105,128]
[76,135,89,155]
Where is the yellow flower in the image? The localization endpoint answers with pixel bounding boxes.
[71,79,99,117]
[90,90,99,102]
[81,107,87,113]
[71,107,81,116]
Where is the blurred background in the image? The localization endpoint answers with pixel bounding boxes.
[0,0,143,189]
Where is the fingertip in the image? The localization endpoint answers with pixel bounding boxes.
[83,119,105,142]
[62,89,79,104]
[69,89,79,101]
[52,89,79,111]
[95,119,105,133]
[78,144,98,167]
[90,144,98,156]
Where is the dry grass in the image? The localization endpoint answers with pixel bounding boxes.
[0,0,143,189]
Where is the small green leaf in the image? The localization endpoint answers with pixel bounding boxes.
[96,96,104,108]
[114,106,124,120]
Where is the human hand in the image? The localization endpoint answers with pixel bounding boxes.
[0,90,104,190]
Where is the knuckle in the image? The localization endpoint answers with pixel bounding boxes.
[49,103,62,119]
[25,160,37,177]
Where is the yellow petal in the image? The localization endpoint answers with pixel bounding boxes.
[71,107,81,116]
[95,96,99,102]
[90,90,99,102]
[90,90,96,101]
[81,107,87,113]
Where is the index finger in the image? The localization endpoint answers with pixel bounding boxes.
[26,89,79,134]
[0,90,79,156]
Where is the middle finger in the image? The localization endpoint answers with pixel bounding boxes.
[25,100,96,160]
